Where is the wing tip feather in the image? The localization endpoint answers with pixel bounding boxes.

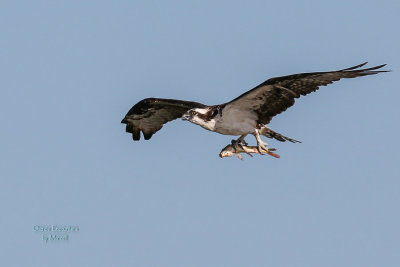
[132,131,141,141]
[341,62,368,71]
[143,132,154,140]
[343,62,390,73]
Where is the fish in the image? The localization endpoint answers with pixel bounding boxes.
[219,144,280,160]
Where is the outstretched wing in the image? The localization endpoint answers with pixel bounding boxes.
[225,63,389,124]
[121,98,206,141]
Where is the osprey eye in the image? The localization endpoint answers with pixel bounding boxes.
[190,111,196,115]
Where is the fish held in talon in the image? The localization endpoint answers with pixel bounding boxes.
[219,144,280,160]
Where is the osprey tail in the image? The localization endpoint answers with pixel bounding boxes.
[259,126,301,143]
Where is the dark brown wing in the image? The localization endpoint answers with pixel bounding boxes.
[121,98,206,141]
[225,62,389,124]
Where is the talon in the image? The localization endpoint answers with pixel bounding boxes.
[254,129,270,155]
[231,139,241,151]
[257,141,269,154]
[231,135,248,151]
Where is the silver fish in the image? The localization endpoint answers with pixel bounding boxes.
[219,144,280,160]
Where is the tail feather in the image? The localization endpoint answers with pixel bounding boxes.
[260,126,301,143]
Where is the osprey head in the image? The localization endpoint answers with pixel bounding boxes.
[182,107,217,131]
[182,108,206,122]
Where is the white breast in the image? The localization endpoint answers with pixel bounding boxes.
[214,107,258,135]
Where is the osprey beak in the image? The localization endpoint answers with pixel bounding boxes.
[181,114,190,121]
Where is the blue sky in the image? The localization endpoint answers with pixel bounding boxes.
[1,0,399,266]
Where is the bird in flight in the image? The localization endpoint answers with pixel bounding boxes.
[121,62,388,155]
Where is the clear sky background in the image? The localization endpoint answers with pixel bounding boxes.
[1,0,399,266]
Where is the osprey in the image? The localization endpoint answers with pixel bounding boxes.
[121,63,388,153]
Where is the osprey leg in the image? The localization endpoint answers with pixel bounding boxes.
[254,129,269,154]
[231,134,248,150]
